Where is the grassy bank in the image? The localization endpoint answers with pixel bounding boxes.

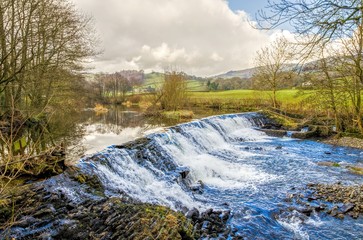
[189,89,308,104]
[187,89,312,115]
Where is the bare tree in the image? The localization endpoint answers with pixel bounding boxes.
[252,37,292,108]
[258,0,363,44]
[159,71,188,111]
[0,0,95,111]
[336,24,363,133]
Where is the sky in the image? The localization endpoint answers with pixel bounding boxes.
[72,0,286,76]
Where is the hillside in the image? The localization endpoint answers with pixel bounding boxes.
[213,64,300,80]
[213,67,256,79]
[139,72,207,92]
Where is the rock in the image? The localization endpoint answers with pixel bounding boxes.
[336,214,345,219]
[176,166,190,179]
[186,208,200,221]
[17,216,38,228]
[340,203,355,214]
[220,211,230,221]
[202,221,211,230]
[259,129,287,137]
[314,205,325,212]
[287,182,363,220]
[299,208,313,216]
[190,180,204,193]
[275,145,283,150]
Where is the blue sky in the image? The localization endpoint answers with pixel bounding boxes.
[228,0,269,18]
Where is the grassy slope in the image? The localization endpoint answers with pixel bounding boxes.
[141,73,207,91]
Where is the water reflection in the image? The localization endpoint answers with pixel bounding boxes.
[67,106,187,163]
[0,105,243,165]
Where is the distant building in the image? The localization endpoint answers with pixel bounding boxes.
[301,81,313,88]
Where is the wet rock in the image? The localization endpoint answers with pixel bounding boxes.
[340,203,355,214]
[16,216,38,228]
[202,221,212,230]
[190,180,204,193]
[314,205,325,212]
[337,213,345,219]
[220,210,231,221]
[259,129,287,137]
[176,166,190,179]
[299,207,313,216]
[186,207,200,221]
[289,183,363,220]
[0,185,196,240]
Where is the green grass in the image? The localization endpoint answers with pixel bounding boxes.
[189,89,308,103]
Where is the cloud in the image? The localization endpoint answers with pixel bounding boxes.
[72,0,274,76]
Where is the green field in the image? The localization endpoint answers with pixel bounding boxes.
[189,89,309,103]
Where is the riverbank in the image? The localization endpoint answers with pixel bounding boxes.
[323,136,363,149]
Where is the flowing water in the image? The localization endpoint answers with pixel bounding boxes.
[77,112,363,239]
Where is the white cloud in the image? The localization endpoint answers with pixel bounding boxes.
[72,0,276,76]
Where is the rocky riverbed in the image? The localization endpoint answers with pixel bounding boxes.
[324,136,363,149]
[0,168,231,240]
[282,182,363,221]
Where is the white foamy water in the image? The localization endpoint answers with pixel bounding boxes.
[153,114,276,189]
[81,148,202,210]
[79,113,273,209]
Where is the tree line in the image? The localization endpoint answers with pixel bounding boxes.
[90,70,145,104]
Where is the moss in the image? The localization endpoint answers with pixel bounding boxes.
[332,163,341,167]
[262,110,299,130]
[73,174,87,184]
[111,201,194,240]
[68,169,105,197]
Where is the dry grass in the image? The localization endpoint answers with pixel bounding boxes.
[93,104,108,113]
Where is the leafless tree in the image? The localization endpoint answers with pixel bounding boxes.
[159,71,188,111]
[252,37,293,108]
[0,0,95,111]
[258,0,363,44]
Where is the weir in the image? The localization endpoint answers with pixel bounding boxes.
[2,112,363,239]
[76,112,363,239]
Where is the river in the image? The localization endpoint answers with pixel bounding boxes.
[76,111,363,239]
[2,108,363,239]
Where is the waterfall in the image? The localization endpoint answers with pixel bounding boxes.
[79,112,275,210]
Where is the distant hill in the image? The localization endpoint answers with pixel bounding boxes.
[213,67,257,79]
[142,71,207,92]
[213,64,299,80]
